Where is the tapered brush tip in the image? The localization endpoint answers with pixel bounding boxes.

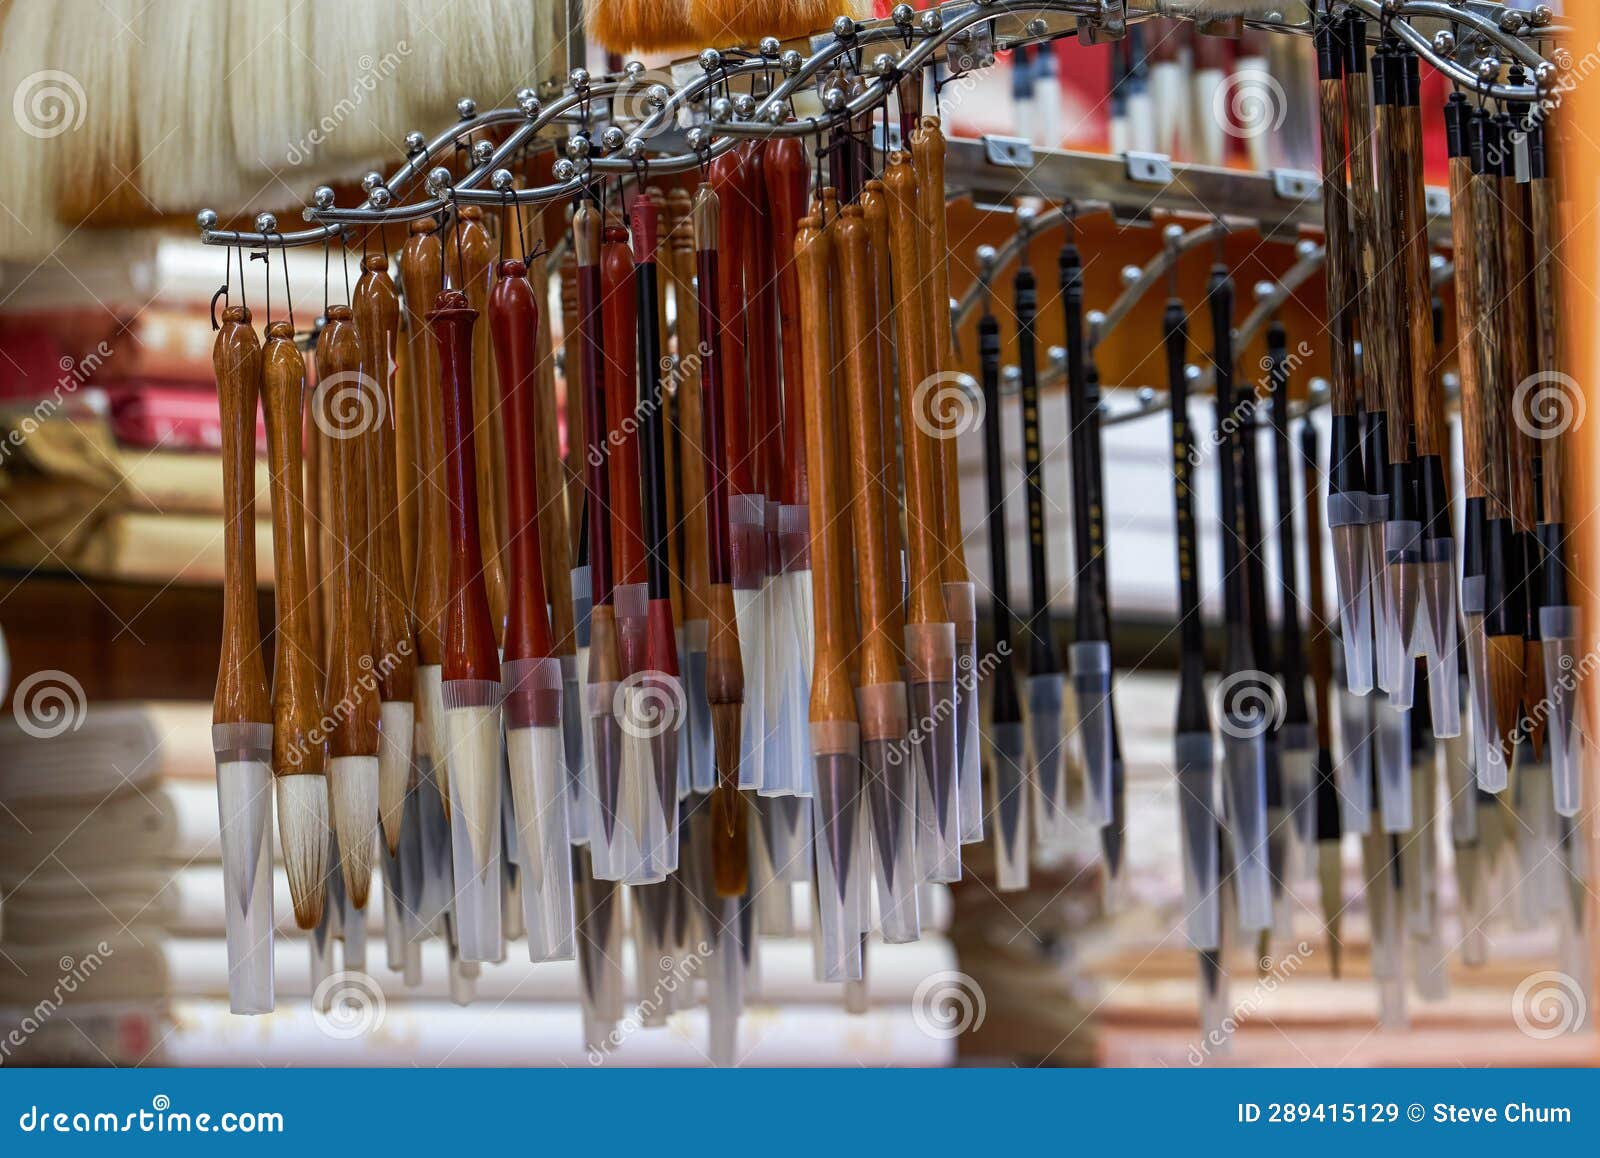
[711,701,742,790]
[378,701,414,858]
[1523,640,1547,759]
[1486,634,1525,748]
[329,754,380,910]
[276,775,330,930]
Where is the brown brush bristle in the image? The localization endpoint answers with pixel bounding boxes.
[1487,634,1524,753]
[1523,639,1547,759]
[689,0,868,46]
[587,0,698,53]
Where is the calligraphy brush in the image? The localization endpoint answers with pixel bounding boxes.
[574,199,632,885]
[795,207,866,981]
[664,188,716,796]
[1496,104,1546,763]
[1470,109,1524,776]
[258,313,329,932]
[1527,116,1580,814]
[491,241,576,962]
[1315,12,1373,696]
[315,305,382,909]
[352,253,416,858]
[975,248,1028,894]
[1301,418,1344,976]
[1344,14,1394,697]
[1060,239,1114,831]
[912,118,982,847]
[400,219,454,823]
[860,179,905,590]
[212,302,275,1013]
[430,280,504,962]
[1011,212,1069,849]
[1208,266,1271,933]
[1165,297,1219,950]
[631,194,686,879]
[1267,321,1315,878]
[692,182,750,897]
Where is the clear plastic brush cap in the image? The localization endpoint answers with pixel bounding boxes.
[1219,722,1272,932]
[987,720,1031,893]
[212,723,275,1014]
[681,618,717,795]
[1540,604,1583,817]
[1328,494,1374,694]
[1421,540,1461,737]
[1278,723,1316,879]
[729,494,768,792]
[1366,519,1394,693]
[906,622,961,883]
[502,657,577,961]
[1070,640,1115,827]
[1175,732,1221,951]
[1373,693,1412,833]
[1462,613,1507,792]
[441,680,506,962]
[859,682,921,942]
[1024,671,1070,846]
[1383,520,1423,708]
[944,580,985,845]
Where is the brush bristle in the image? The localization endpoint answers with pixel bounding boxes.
[329,754,379,909]
[51,0,146,225]
[276,774,330,929]
[1523,639,1547,759]
[227,2,313,178]
[586,0,698,54]
[309,0,413,167]
[0,2,65,260]
[1487,634,1525,750]
[689,0,870,45]
[137,1,242,211]
[378,700,414,857]
[406,0,539,118]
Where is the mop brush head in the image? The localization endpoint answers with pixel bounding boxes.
[276,774,330,930]
[1523,639,1547,759]
[51,0,146,226]
[1487,633,1525,754]
[227,2,313,178]
[137,1,241,212]
[688,0,870,46]
[0,1,65,260]
[586,0,698,55]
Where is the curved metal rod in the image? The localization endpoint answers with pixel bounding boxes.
[951,206,1073,329]
[1090,219,1230,351]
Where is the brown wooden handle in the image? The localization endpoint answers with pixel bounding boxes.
[1500,170,1537,532]
[1319,73,1357,419]
[1344,64,1379,418]
[400,219,448,665]
[883,153,947,628]
[315,306,380,758]
[665,188,711,624]
[860,179,905,639]
[1531,173,1565,527]
[601,226,647,588]
[1448,158,1482,493]
[261,321,325,774]
[1398,103,1441,460]
[213,306,270,729]
[525,214,577,657]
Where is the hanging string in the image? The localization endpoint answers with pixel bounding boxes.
[323,236,332,317]
[280,238,296,335]
[235,244,248,316]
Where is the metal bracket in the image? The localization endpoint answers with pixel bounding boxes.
[946,23,995,74]
[983,135,1035,169]
[1270,168,1321,205]
[1124,151,1173,186]
[1078,0,1126,45]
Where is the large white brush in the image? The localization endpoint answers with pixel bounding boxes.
[307,0,414,169]
[0,2,66,262]
[404,0,538,118]
[442,683,505,963]
[136,1,241,212]
[228,3,314,178]
[49,0,145,226]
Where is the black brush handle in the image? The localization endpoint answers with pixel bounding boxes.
[1015,262,1059,676]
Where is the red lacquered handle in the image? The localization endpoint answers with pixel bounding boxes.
[709,147,753,499]
[601,227,646,588]
[764,137,810,509]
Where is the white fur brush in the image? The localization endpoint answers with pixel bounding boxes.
[49,0,145,226]
[228,3,314,177]
[404,0,539,119]
[0,2,65,260]
[308,0,415,168]
[137,1,242,212]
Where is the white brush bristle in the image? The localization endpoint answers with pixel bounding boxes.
[309,0,413,167]
[734,587,766,791]
[329,754,379,909]
[0,2,65,260]
[378,699,414,854]
[443,704,501,869]
[404,0,539,120]
[50,0,145,225]
[276,773,330,930]
[228,2,314,177]
[138,1,241,211]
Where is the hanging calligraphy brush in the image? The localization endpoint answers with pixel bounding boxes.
[1165,297,1219,951]
[664,187,716,797]
[1301,418,1343,977]
[860,179,905,593]
[1528,115,1580,815]
[352,254,416,859]
[315,304,382,910]
[491,240,576,962]
[913,117,982,848]
[692,182,750,897]
[1316,12,1373,696]
[213,301,275,1013]
[574,199,632,885]
[976,248,1028,894]
[1267,321,1314,878]
[1060,240,1114,831]
[1209,266,1272,933]
[885,150,960,884]
[430,279,504,962]
[260,316,329,933]
[1012,212,1069,850]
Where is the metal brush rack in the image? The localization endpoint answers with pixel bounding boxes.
[196,0,1563,251]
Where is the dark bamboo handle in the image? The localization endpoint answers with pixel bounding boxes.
[400,219,449,665]
[1344,23,1379,417]
[1500,163,1536,533]
[1397,64,1441,459]
[1531,160,1565,527]
[1316,17,1357,419]
[1469,115,1507,512]
[1448,149,1482,492]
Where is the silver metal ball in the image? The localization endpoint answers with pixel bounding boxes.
[1309,378,1329,397]
[1185,364,1201,382]
[1478,56,1501,81]
[733,93,756,117]
[759,36,780,58]
[624,60,646,79]
[369,185,392,208]
[566,134,591,159]
[1536,61,1558,89]
[491,168,515,192]
[822,87,846,112]
[472,140,495,166]
[1026,18,1047,37]
[254,212,278,234]
[1137,386,1157,406]
[781,50,803,76]
[625,137,646,160]
[314,185,338,209]
[892,3,914,27]
[765,104,785,125]
[552,158,577,182]
[919,10,942,33]
[710,97,733,122]
[1295,238,1317,260]
[196,208,218,231]
[1433,30,1455,56]
[976,244,997,271]
[426,166,453,195]
[601,126,626,150]
[1162,223,1185,246]
[1253,280,1276,302]
[646,83,670,110]
[515,86,537,106]
[699,49,721,74]
[518,91,542,118]
[833,15,856,39]
[686,126,710,152]
[1001,365,1021,392]
[1532,5,1554,28]
[1499,9,1524,34]
[1015,205,1037,231]
[873,53,896,78]
[569,68,590,89]
[1086,309,1106,329]
[456,98,477,119]
[404,131,427,155]
[1120,264,1141,288]
[1047,345,1066,368]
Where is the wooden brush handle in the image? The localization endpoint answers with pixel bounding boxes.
[835,207,901,696]
[523,224,576,657]
[1343,40,1379,416]
[575,203,615,608]
[1301,421,1334,753]
[400,219,448,665]
[745,147,784,511]
[558,234,586,547]
[430,289,501,683]
[601,226,647,588]
[316,307,380,758]
[1372,84,1411,462]
[1316,17,1357,419]
[1448,155,1482,492]
[353,254,415,702]
[884,153,949,628]
[666,188,711,622]
[451,208,510,644]
[912,117,967,581]
[797,215,855,724]
[261,322,324,774]
[709,147,754,499]
[1500,169,1537,533]
[1397,87,1441,459]
[860,179,904,627]
[305,376,328,667]
[764,137,810,509]
[393,314,418,597]
[213,306,270,729]
[1531,168,1565,527]
[490,258,556,664]
[693,184,733,588]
